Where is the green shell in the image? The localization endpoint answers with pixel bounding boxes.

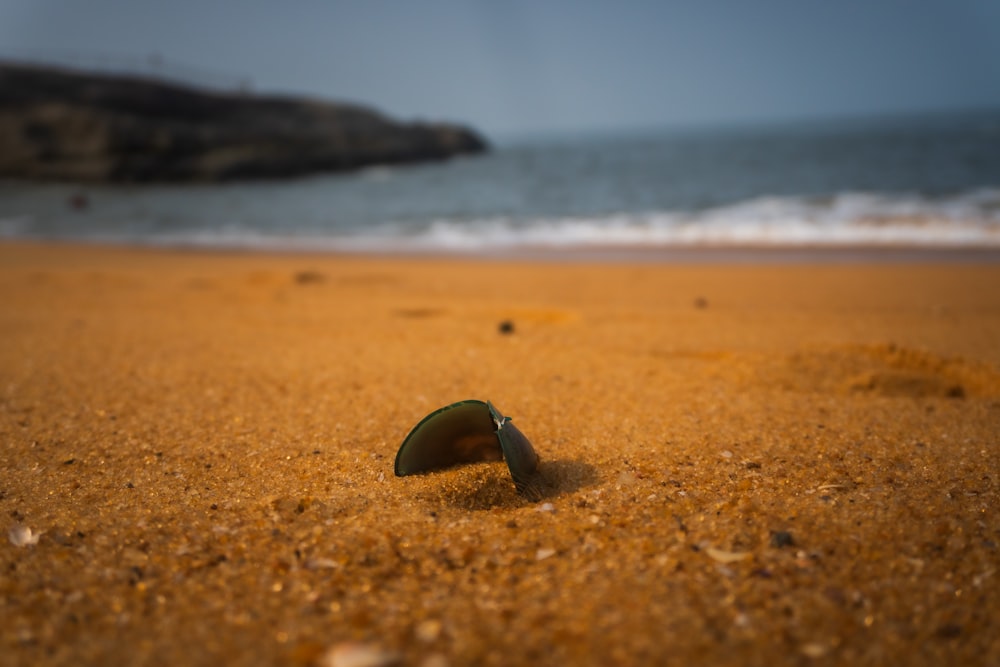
[394,400,501,475]
[488,401,541,497]
[394,399,541,498]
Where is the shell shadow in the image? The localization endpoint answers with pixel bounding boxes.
[440,458,599,511]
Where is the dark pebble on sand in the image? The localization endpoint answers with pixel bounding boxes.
[294,270,325,285]
[50,529,75,546]
[498,320,515,334]
[936,624,962,639]
[770,530,795,548]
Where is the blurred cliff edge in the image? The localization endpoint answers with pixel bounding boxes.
[0,62,489,183]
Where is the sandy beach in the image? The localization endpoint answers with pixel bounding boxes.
[2,241,998,666]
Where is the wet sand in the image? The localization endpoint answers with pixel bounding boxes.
[2,242,999,666]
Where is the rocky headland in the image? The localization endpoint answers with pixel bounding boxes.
[0,62,488,183]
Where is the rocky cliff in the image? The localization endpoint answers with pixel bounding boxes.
[0,63,488,183]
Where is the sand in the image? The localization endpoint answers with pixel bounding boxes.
[1,241,999,666]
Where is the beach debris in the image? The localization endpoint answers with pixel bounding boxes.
[498,319,515,334]
[816,484,844,491]
[535,502,555,513]
[319,642,401,667]
[8,524,41,547]
[770,530,796,548]
[394,400,541,499]
[305,557,340,570]
[705,547,752,564]
[536,547,557,561]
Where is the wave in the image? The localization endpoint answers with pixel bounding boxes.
[2,188,999,251]
[334,189,1000,251]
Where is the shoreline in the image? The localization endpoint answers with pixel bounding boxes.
[4,238,1000,265]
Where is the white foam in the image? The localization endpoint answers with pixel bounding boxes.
[3,188,999,252]
[329,188,1000,251]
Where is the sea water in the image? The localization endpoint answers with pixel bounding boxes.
[1,111,998,253]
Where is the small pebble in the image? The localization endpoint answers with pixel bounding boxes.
[536,548,556,561]
[498,320,515,334]
[535,502,555,513]
[770,530,795,548]
[936,623,962,639]
[294,270,325,285]
[945,385,965,398]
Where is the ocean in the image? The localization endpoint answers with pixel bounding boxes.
[2,110,999,255]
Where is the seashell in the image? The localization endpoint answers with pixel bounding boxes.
[394,400,541,499]
[8,524,42,547]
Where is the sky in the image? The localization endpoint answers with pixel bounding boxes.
[1,0,999,139]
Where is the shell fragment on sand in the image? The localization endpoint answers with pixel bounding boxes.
[394,400,541,499]
[8,524,41,547]
[705,547,753,564]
